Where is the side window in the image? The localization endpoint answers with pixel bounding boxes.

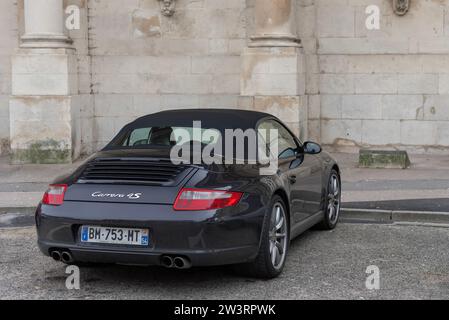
[124,127,151,146]
[171,127,220,145]
[258,120,298,159]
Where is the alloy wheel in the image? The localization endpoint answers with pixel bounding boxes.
[268,203,288,270]
[327,173,341,224]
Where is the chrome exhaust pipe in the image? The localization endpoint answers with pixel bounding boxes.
[51,250,61,262]
[173,257,191,269]
[61,251,74,264]
[161,255,174,268]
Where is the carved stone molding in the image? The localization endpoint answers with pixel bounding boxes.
[393,0,410,16]
[158,0,176,17]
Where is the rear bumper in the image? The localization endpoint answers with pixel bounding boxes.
[36,199,266,267]
[37,240,257,266]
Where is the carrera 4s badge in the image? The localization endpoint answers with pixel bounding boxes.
[91,192,142,200]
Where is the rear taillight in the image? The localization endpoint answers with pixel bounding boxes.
[173,188,243,211]
[42,184,67,206]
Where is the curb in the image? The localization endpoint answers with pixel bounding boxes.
[2,207,449,225]
[341,208,449,224]
[0,207,36,215]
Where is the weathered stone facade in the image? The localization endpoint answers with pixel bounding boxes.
[1,0,449,162]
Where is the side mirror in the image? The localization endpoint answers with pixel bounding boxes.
[303,141,322,155]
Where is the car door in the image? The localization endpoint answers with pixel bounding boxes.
[291,149,323,219]
[258,120,321,225]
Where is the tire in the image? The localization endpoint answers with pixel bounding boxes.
[315,169,341,230]
[237,195,289,279]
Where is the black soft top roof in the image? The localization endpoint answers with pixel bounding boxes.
[128,109,275,131]
[106,109,281,149]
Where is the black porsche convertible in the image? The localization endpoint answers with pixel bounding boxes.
[36,109,341,278]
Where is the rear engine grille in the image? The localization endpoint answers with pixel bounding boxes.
[77,158,192,186]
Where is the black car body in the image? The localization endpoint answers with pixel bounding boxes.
[36,109,341,278]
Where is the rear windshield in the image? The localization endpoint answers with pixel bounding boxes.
[116,126,221,148]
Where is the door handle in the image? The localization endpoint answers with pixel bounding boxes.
[288,175,297,184]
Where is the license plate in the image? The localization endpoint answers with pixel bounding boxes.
[81,226,149,246]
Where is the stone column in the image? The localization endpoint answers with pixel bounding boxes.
[9,0,80,164]
[251,0,300,47]
[240,0,307,140]
[21,0,72,48]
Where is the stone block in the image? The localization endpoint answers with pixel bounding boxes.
[321,95,341,119]
[423,95,449,121]
[359,149,410,169]
[0,118,8,140]
[131,95,161,116]
[317,5,355,37]
[9,96,80,164]
[153,39,210,56]
[0,95,9,120]
[306,72,319,95]
[397,74,438,94]
[229,39,246,54]
[421,55,449,73]
[308,95,321,120]
[9,97,72,122]
[318,38,410,55]
[300,38,317,54]
[12,74,74,96]
[382,95,424,120]
[319,74,354,94]
[253,96,301,122]
[161,75,213,95]
[348,55,423,75]
[94,94,133,117]
[242,74,299,96]
[192,56,240,75]
[437,122,449,146]
[11,49,78,96]
[438,74,449,94]
[80,117,94,155]
[162,94,199,109]
[94,117,116,143]
[321,119,362,145]
[319,55,349,74]
[94,74,161,94]
[241,47,305,96]
[341,95,382,120]
[205,0,245,9]
[400,121,437,146]
[361,120,401,145]
[417,39,449,54]
[307,119,321,142]
[319,55,424,75]
[212,75,240,94]
[354,74,397,94]
[93,56,191,75]
[208,39,229,54]
[199,95,239,108]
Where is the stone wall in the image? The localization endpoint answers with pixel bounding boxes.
[2,0,449,159]
[298,0,320,141]
[89,0,248,149]
[0,0,18,154]
[315,0,449,152]
[67,0,94,155]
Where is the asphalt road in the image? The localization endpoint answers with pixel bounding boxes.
[0,223,448,300]
[345,198,449,212]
